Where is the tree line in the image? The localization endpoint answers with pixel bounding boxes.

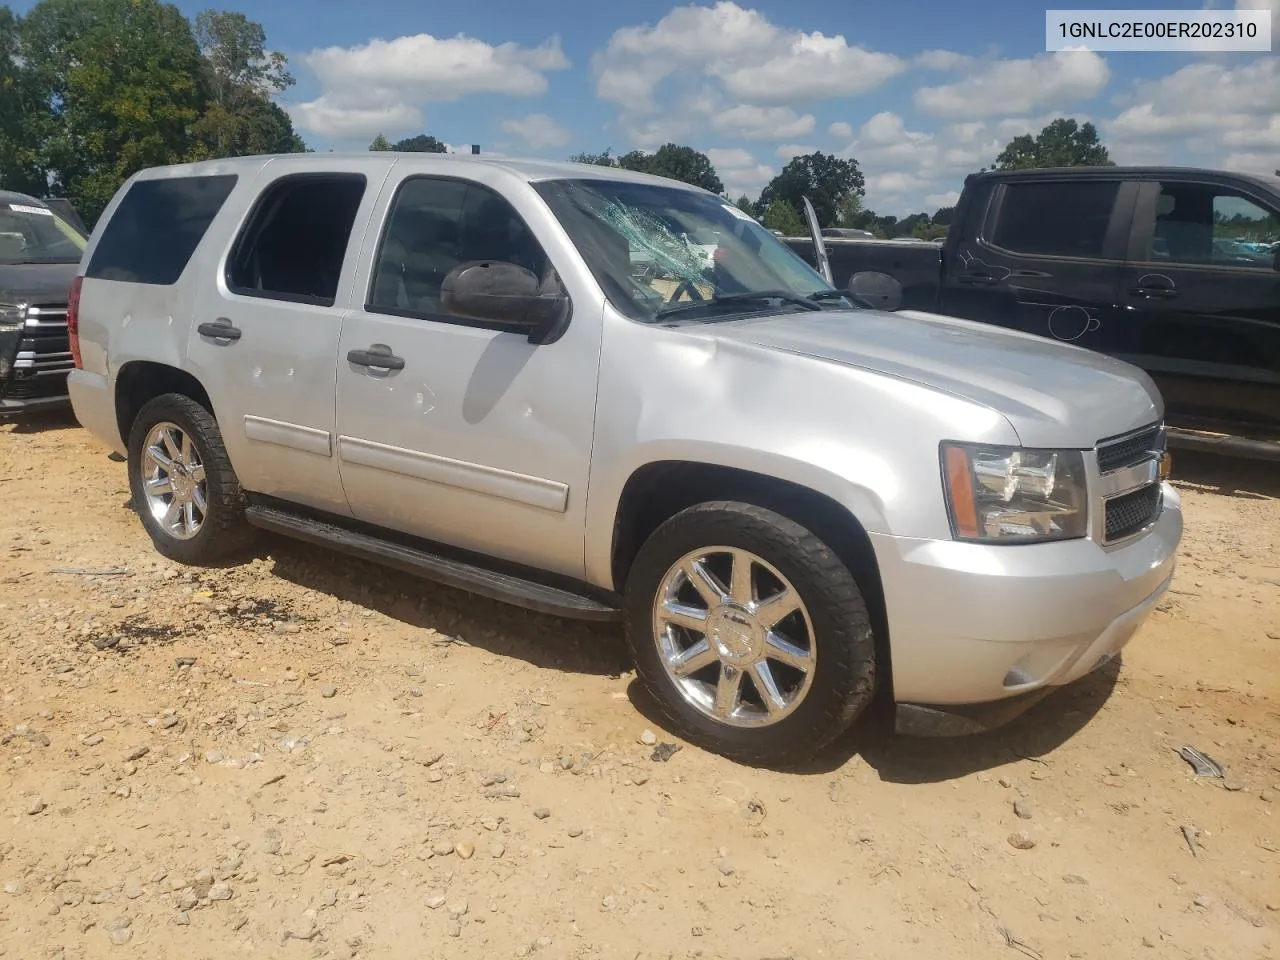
[0,0,305,227]
[565,118,1112,240]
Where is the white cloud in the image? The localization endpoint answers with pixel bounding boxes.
[1235,0,1279,17]
[501,113,571,150]
[914,51,1110,118]
[1103,56,1279,169]
[914,49,974,71]
[1106,57,1279,139]
[1223,152,1280,176]
[707,147,775,198]
[292,33,569,139]
[712,105,815,141]
[827,121,853,139]
[776,143,815,160]
[925,191,961,208]
[292,99,423,140]
[594,2,904,110]
[867,171,932,195]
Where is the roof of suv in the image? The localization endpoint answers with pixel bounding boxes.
[133,152,711,191]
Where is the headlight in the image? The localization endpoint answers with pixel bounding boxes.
[0,303,25,379]
[941,442,1088,542]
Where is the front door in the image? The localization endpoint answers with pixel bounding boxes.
[187,157,393,515]
[938,177,1132,353]
[1117,178,1280,433]
[334,169,600,579]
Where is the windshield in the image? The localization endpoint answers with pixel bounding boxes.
[0,200,87,264]
[533,178,849,323]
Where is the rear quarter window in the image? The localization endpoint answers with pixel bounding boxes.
[85,175,238,284]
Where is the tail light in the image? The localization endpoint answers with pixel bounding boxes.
[67,275,83,369]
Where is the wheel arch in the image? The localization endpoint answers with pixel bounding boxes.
[606,458,892,694]
[115,361,214,447]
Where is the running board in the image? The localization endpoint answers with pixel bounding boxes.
[244,504,621,622]
[1167,427,1280,463]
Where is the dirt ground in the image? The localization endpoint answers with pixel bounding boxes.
[1,414,1276,960]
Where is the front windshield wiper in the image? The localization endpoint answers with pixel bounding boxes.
[656,289,823,321]
[808,289,850,302]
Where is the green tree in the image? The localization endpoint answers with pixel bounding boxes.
[761,199,805,235]
[191,9,304,158]
[931,206,955,226]
[760,151,865,228]
[994,118,1113,171]
[369,133,393,151]
[734,194,755,216]
[0,7,47,195]
[19,0,212,225]
[570,149,617,166]
[390,134,447,153]
[615,143,724,193]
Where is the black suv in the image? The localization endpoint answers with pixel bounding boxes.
[0,191,88,419]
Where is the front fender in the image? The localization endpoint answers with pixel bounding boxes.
[583,439,894,589]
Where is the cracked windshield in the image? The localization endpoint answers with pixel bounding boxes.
[534,178,850,322]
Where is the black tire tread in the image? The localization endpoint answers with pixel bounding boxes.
[624,500,876,767]
[127,393,257,564]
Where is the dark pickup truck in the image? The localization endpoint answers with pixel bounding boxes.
[0,191,88,419]
[787,167,1280,460]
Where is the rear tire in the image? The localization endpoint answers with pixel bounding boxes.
[127,393,257,564]
[624,501,877,766]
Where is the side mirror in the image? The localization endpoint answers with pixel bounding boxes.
[848,271,903,312]
[440,260,570,342]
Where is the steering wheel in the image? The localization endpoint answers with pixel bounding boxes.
[667,279,707,304]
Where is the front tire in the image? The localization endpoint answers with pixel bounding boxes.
[624,501,877,766]
[127,393,257,564]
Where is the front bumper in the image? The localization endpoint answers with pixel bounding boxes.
[871,483,1182,731]
[0,393,71,420]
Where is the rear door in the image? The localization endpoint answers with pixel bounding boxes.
[187,157,393,515]
[938,177,1134,352]
[1117,177,1280,434]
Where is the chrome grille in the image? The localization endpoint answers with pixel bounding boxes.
[14,303,71,376]
[1095,421,1165,544]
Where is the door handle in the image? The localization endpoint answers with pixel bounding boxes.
[347,347,405,371]
[197,320,241,342]
[1129,284,1177,299]
[958,272,999,285]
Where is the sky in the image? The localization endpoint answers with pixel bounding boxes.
[11,0,1280,214]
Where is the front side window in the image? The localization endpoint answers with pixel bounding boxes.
[989,180,1120,259]
[1142,182,1279,268]
[533,178,844,323]
[226,174,366,306]
[368,177,557,321]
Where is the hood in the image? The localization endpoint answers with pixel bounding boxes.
[702,307,1162,448]
[0,261,80,306]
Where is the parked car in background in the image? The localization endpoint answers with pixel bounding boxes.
[69,154,1179,763]
[786,166,1280,461]
[0,191,88,419]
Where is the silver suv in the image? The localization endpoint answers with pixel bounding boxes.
[66,154,1181,764]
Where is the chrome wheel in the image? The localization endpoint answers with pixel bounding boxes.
[140,421,207,541]
[652,546,816,728]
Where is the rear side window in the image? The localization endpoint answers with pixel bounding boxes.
[226,174,366,307]
[989,181,1120,259]
[85,175,237,284]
